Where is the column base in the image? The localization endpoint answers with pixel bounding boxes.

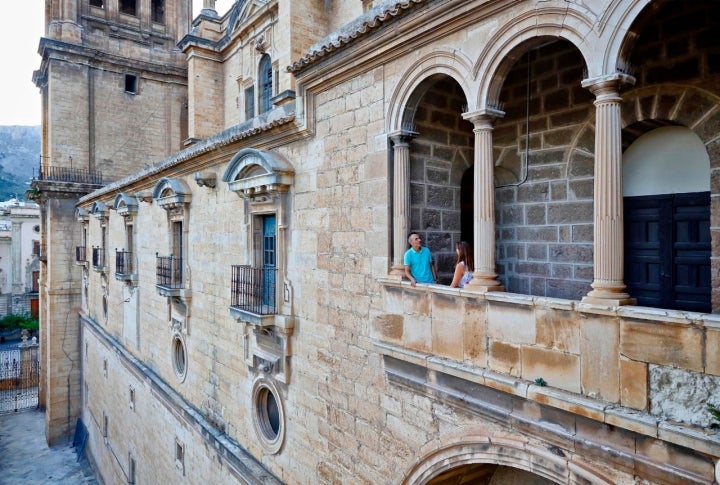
[388,263,406,281]
[465,278,504,292]
[582,290,636,306]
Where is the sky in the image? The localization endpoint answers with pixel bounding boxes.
[0,0,235,126]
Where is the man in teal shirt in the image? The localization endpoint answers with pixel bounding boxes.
[404,232,438,286]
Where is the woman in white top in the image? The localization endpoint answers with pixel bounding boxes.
[450,240,474,288]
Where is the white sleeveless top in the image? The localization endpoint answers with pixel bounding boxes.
[458,262,473,288]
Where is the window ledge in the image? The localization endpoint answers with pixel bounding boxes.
[156,286,189,298]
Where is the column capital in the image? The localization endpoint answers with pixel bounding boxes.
[388,130,418,147]
[581,73,636,100]
[462,107,505,128]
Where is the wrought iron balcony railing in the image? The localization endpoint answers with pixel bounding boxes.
[115,250,133,277]
[35,166,103,185]
[156,255,183,289]
[92,247,106,270]
[75,246,86,263]
[230,265,277,315]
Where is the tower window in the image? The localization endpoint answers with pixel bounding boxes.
[90,0,104,7]
[125,75,138,94]
[120,0,137,16]
[152,0,164,24]
[259,55,272,114]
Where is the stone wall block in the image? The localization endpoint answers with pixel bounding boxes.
[403,314,432,353]
[536,308,580,353]
[487,302,536,344]
[489,340,521,376]
[580,316,620,402]
[620,319,703,372]
[431,293,464,360]
[620,357,648,411]
[463,298,487,365]
[706,328,720,376]
[521,346,580,393]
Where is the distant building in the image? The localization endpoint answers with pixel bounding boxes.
[0,199,40,317]
[32,0,720,483]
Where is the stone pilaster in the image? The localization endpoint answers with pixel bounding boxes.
[581,75,636,306]
[462,109,504,292]
[389,131,417,279]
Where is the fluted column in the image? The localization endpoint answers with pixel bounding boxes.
[462,109,504,292]
[582,75,636,306]
[389,131,417,279]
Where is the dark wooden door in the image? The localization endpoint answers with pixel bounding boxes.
[624,192,710,312]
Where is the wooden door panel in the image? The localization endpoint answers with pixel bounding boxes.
[624,192,710,312]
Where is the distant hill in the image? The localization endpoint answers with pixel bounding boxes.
[0,126,40,201]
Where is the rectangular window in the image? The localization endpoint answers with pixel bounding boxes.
[33,240,40,256]
[90,0,104,7]
[128,455,136,484]
[151,0,164,24]
[120,0,137,16]
[175,439,185,475]
[172,221,183,259]
[32,271,39,292]
[244,86,255,120]
[103,414,109,438]
[126,223,134,256]
[125,75,139,94]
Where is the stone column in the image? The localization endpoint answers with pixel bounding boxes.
[581,75,636,306]
[462,109,504,292]
[389,131,417,279]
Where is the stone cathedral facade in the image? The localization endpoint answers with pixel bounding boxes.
[32,0,720,483]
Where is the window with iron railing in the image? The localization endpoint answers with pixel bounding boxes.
[230,265,277,315]
[115,250,133,276]
[76,246,86,262]
[156,255,183,289]
[92,246,106,269]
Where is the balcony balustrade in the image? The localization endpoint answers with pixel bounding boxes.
[35,165,103,185]
[156,255,183,293]
[230,265,277,317]
[115,250,134,281]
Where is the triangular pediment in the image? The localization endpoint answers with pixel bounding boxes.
[232,0,271,32]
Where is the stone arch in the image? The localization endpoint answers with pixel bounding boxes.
[222,148,294,199]
[403,437,613,485]
[600,0,655,76]
[113,192,138,217]
[151,177,192,204]
[387,50,474,133]
[90,201,108,219]
[473,8,594,109]
[567,84,720,173]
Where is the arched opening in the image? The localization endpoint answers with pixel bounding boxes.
[623,126,711,312]
[493,39,592,299]
[406,75,473,283]
[618,0,720,312]
[427,463,556,485]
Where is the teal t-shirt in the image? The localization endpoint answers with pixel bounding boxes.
[404,246,434,283]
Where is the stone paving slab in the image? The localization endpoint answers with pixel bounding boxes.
[0,409,98,484]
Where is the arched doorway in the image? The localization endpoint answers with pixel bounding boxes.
[623,125,711,312]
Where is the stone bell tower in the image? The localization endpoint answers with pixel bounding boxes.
[32,0,191,444]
